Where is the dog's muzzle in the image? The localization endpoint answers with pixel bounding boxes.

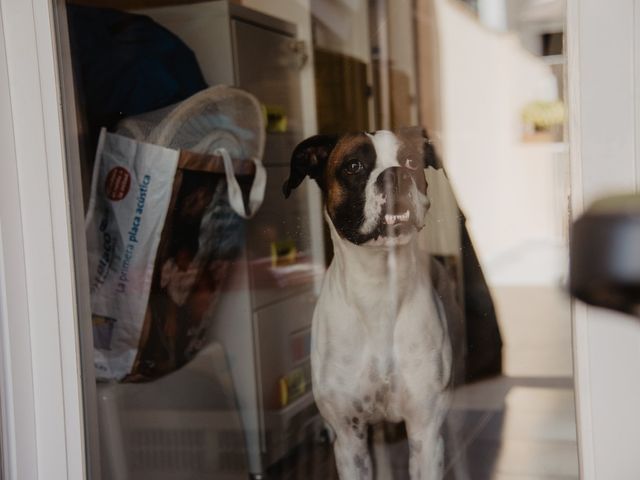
[377,167,419,228]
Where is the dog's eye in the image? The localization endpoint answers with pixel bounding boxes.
[344,159,364,175]
[405,158,419,170]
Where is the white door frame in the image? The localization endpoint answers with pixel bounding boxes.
[568,0,640,478]
[0,1,87,479]
[1,0,639,479]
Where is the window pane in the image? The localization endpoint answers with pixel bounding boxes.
[56,0,576,478]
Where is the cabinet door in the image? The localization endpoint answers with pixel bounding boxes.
[232,20,318,308]
[232,19,304,154]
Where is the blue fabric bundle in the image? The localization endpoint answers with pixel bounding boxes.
[67,4,207,141]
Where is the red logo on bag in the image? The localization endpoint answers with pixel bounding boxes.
[105,167,131,201]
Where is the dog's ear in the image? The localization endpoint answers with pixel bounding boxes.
[421,128,442,169]
[283,134,338,198]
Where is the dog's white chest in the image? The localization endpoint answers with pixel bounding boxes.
[311,269,450,428]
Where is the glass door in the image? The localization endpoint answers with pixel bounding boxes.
[7,0,640,478]
[47,0,589,479]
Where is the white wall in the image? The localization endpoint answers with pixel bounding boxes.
[433,0,567,286]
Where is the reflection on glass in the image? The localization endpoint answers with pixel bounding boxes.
[58,0,575,478]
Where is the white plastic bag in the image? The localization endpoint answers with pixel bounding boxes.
[87,129,264,381]
[86,130,179,380]
[87,86,266,382]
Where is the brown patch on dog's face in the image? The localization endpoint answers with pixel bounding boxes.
[324,133,373,218]
[322,133,385,245]
[395,130,429,195]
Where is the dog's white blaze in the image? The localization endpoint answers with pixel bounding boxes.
[360,131,402,235]
[368,130,401,170]
[360,191,385,235]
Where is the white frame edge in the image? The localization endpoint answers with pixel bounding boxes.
[566,1,595,478]
[0,0,86,479]
[0,4,38,478]
[568,0,640,477]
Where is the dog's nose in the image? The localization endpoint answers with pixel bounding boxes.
[378,167,412,196]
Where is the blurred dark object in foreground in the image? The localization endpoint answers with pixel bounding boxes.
[462,223,503,382]
[570,194,640,315]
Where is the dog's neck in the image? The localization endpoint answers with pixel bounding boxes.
[326,215,428,311]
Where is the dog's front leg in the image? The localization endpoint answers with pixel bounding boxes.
[406,419,445,480]
[333,429,372,480]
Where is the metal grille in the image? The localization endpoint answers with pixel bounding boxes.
[129,428,207,472]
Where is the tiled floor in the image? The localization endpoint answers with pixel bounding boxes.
[493,286,574,379]
[268,285,579,479]
[444,376,579,479]
[268,374,579,479]
[440,285,579,479]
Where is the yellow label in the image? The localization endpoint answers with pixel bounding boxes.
[270,240,297,268]
[279,378,288,407]
[264,104,288,133]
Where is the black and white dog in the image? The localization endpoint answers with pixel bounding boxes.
[283,128,452,479]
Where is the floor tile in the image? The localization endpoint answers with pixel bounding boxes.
[448,437,579,479]
[444,376,579,480]
[492,286,573,378]
[479,408,576,443]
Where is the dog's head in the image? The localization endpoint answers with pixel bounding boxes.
[283,128,439,247]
